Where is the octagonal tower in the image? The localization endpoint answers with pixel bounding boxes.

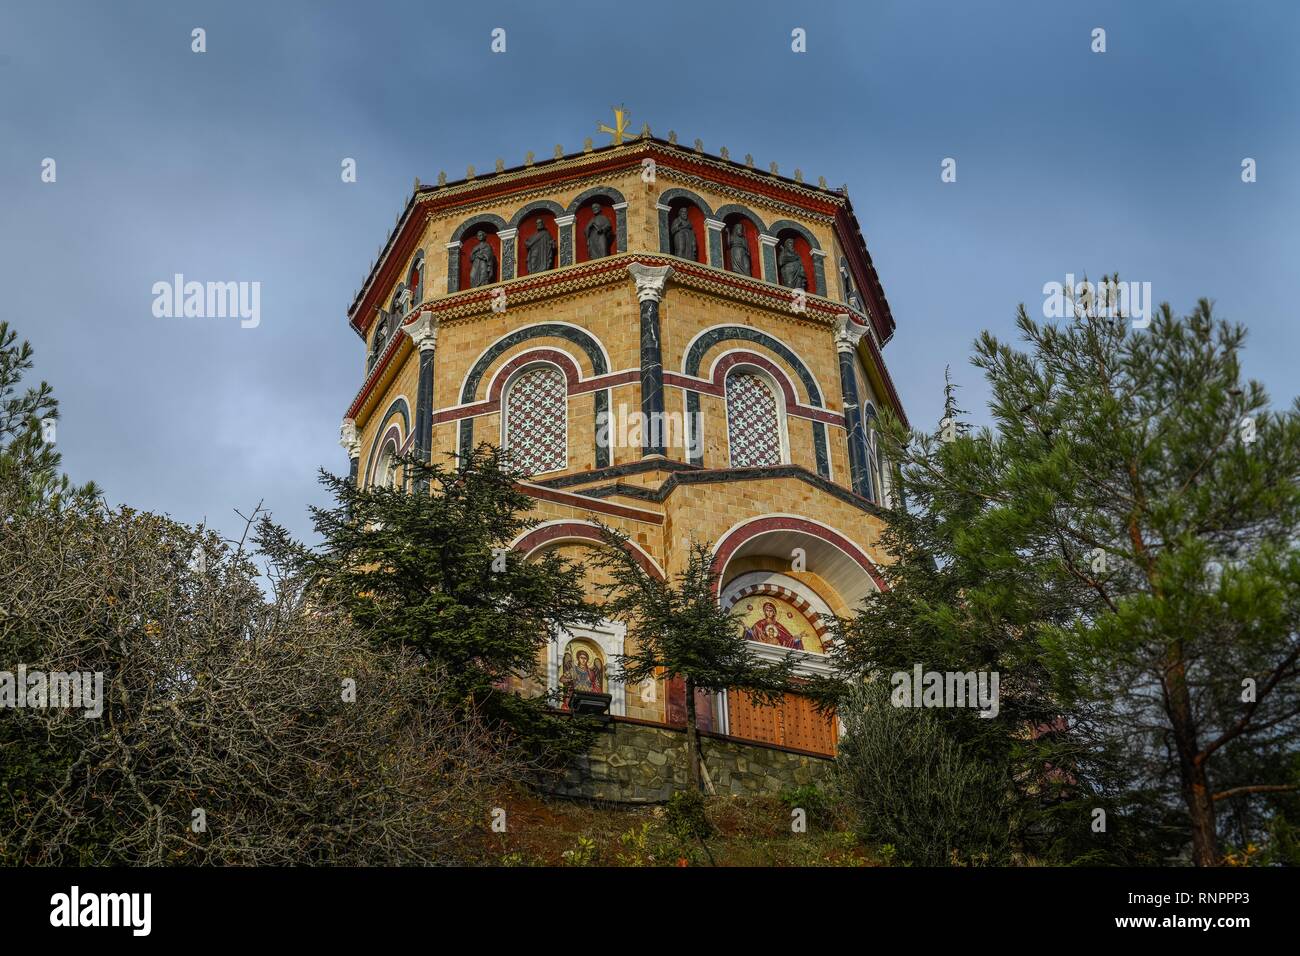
[339,130,907,796]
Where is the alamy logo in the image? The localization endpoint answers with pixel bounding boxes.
[50,886,151,936]
[151,273,261,328]
[596,405,701,457]
[1042,273,1152,329]
[890,664,1000,718]
[0,666,103,718]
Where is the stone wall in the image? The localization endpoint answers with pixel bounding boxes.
[550,719,834,803]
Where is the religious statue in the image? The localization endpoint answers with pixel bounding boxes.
[468,230,496,287]
[670,207,696,260]
[778,237,806,290]
[524,217,555,273]
[368,311,390,370]
[727,222,751,275]
[586,203,613,258]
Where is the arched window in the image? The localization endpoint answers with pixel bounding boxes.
[368,309,391,372]
[726,369,784,468]
[373,440,398,489]
[864,403,884,504]
[407,255,424,306]
[504,364,567,475]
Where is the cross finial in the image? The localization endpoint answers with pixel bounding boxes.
[597,104,636,145]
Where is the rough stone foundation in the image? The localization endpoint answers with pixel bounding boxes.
[550,718,834,803]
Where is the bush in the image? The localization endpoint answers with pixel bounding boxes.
[836,681,1010,866]
[0,494,516,865]
[664,789,715,844]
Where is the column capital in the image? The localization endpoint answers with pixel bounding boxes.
[405,309,439,352]
[555,214,576,227]
[834,313,867,353]
[497,227,518,241]
[627,262,674,303]
[444,239,461,250]
[758,233,780,247]
[339,418,360,458]
[704,218,725,232]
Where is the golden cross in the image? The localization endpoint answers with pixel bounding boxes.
[597,105,635,145]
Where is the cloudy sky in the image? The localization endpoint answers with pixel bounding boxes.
[1,0,1296,547]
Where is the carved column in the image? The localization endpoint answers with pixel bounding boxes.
[556,214,576,266]
[834,314,872,500]
[628,262,673,458]
[759,233,779,284]
[445,240,461,293]
[705,218,725,269]
[811,248,829,297]
[612,202,629,254]
[406,310,439,466]
[497,228,518,281]
[655,203,672,253]
[339,418,361,487]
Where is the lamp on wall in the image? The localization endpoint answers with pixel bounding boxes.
[570,691,613,722]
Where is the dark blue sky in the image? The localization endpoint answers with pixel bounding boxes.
[2,0,1296,545]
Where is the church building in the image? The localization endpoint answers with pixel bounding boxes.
[338,120,907,797]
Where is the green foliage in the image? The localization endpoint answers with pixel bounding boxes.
[561,835,599,866]
[275,444,605,764]
[593,528,795,703]
[837,681,1010,866]
[665,789,716,844]
[591,526,795,791]
[0,495,514,865]
[823,289,1299,865]
[781,783,833,829]
[0,320,97,510]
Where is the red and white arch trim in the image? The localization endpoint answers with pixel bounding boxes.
[510,519,665,580]
[711,513,888,595]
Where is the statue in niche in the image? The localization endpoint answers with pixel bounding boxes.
[778,237,807,290]
[585,202,613,258]
[468,229,497,287]
[524,217,555,273]
[368,311,389,370]
[670,207,697,260]
[727,221,751,275]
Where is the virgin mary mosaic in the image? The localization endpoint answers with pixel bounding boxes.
[734,595,824,654]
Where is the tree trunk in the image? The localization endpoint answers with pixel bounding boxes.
[684,676,702,792]
[1166,645,1219,866]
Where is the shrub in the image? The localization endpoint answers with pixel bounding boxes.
[836,681,1010,866]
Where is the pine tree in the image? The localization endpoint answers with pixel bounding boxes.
[831,290,1300,865]
[280,445,605,762]
[592,528,795,793]
[0,321,97,509]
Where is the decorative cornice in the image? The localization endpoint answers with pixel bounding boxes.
[348,139,849,333]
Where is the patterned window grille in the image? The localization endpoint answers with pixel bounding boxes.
[726,371,782,468]
[505,365,567,475]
